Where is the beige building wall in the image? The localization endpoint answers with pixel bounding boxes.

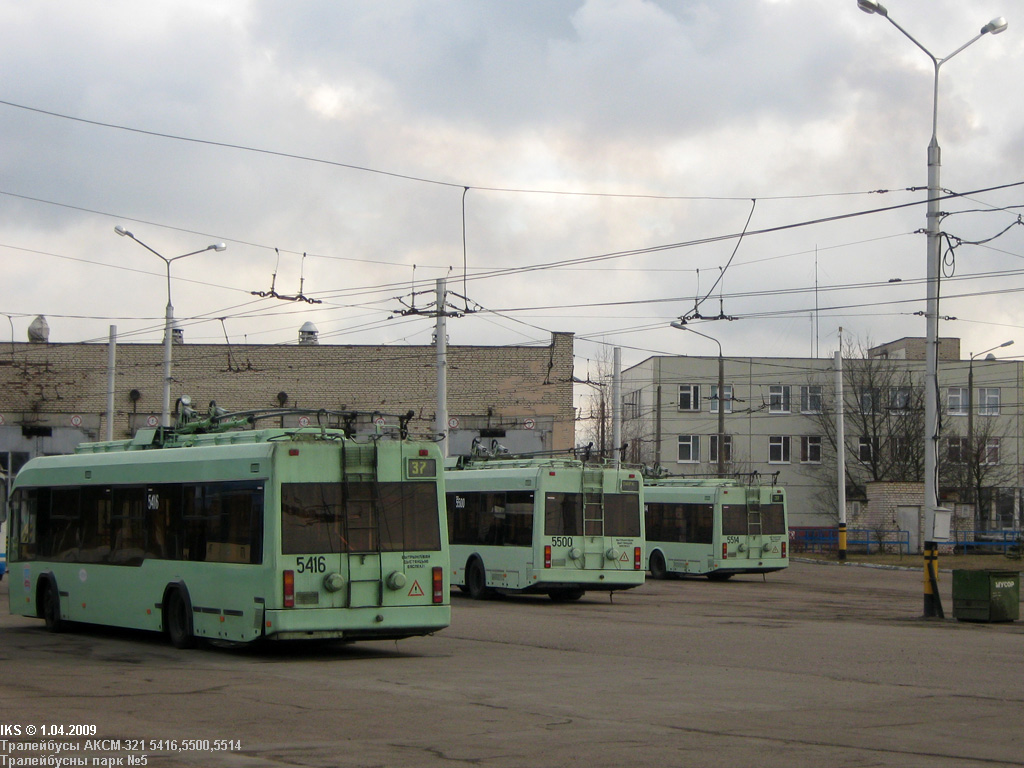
[0,332,575,454]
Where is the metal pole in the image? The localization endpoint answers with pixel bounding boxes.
[162,265,174,428]
[612,347,622,467]
[835,349,847,560]
[106,325,117,441]
[717,351,725,477]
[436,278,448,457]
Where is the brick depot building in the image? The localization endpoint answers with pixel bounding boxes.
[0,329,575,467]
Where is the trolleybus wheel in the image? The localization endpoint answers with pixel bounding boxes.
[706,572,733,581]
[649,550,668,580]
[466,559,491,600]
[548,587,584,602]
[40,582,63,633]
[165,588,196,649]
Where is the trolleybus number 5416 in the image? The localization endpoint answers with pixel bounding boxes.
[296,556,327,574]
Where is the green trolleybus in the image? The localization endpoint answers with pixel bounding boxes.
[445,457,645,601]
[644,477,788,580]
[6,409,450,647]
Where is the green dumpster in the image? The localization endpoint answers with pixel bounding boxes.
[952,570,1020,622]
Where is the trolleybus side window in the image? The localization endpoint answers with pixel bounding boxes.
[110,486,147,565]
[80,486,112,563]
[447,491,533,547]
[14,481,263,566]
[544,492,582,536]
[604,494,641,537]
[49,487,80,561]
[645,502,713,544]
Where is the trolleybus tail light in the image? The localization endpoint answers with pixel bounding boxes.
[544,545,552,568]
[288,448,299,456]
[419,449,429,456]
[781,541,787,558]
[283,570,295,608]
[432,567,444,604]
[634,547,642,570]
[722,543,728,560]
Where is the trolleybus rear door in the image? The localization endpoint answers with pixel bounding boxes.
[343,480,384,608]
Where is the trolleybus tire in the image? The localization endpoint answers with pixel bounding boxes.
[649,550,668,580]
[40,580,63,633]
[466,558,491,600]
[548,587,584,602]
[706,572,733,581]
[164,587,197,649]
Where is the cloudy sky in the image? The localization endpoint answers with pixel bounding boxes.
[2,0,1022,384]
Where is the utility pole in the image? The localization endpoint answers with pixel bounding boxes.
[436,278,448,457]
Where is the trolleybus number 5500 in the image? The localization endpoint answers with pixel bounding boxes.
[550,537,573,547]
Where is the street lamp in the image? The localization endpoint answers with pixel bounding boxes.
[856,1,1007,548]
[671,321,727,477]
[967,340,1014,510]
[114,226,226,428]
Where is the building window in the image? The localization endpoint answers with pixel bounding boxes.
[947,387,968,416]
[858,436,878,463]
[710,434,732,463]
[978,388,1000,416]
[622,390,641,420]
[800,385,822,414]
[892,436,913,463]
[985,438,1001,465]
[768,436,791,464]
[769,385,791,414]
[859,388,880,415]
[800,436,822,464]
[889,387,911,413]
[710,384,733,414]
[678,385,700,412]
[947,437,969,464]
[677,435,700,463]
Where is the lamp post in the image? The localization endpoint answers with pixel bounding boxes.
[114,226,226,428]
[671,321,727,477]
[856,0,1007,539]
[967,340,1014,512]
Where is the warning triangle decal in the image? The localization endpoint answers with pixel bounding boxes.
[407,580,425,597]
[619,551,630,562]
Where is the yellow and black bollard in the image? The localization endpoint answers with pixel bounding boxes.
[838,522,847,561]
[923,541,945,618]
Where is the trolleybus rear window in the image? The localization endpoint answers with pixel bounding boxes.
[760,503,786,535]
[544,492,582,536]
[722,504,749,536]
[603,494,641,537]
[281,482,441,554]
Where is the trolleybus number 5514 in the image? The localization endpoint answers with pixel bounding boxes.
[296,556,327,574]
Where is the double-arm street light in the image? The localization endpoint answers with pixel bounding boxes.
[856,0,1007,536]
[671,321,727,477]
[114,226,226,428]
